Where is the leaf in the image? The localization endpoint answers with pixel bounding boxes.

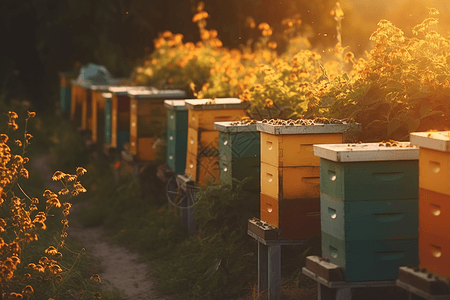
[406,118,420,132]
[385,83,404,90]
[387,118,404,136]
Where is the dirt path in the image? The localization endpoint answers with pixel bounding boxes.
[31,154,169,300]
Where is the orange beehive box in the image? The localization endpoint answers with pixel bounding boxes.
[185,151,220,186]
[187,127,219,157]
[419,148,450,196]
[128,89,186,162]
[261,162,320,200]
[411,131,450,196]
[70,81,90,123]
[419,188,450,240]
[419,230,450,278]
[261,132,343,167]
[260,193,320,240]
[185,98,248,131]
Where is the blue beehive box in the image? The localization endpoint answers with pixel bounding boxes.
[214,121,260,190]
[314,142,420,281]
[165,100,188,174]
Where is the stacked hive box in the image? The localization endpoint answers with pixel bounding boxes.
[126,89,186,162]
[90,84,113,141]
[102,93,113,146]
[183,99,248,187]
[58,72,77,114]
[410,131,450,278]
[106,86,153,150]
[70,80,91,123]
[257,122,352,240]
[214,121,260,191]
[314,143,420,281]
[165,100,189,174]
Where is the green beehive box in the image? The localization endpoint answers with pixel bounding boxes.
[117,130,130,152]
[167,127,188,174]
[321,193,418,241]
[166,100,188,132]
[321,231,418,281]
[314,143,419,201]
[103,93,113,145]
[220,156,260,190]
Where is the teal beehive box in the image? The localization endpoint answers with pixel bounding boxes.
[59,72,77,114]
[214,121,260,190]
[321,231,418,281]
[315,142,420,281]
[314,143,419,201]
[103,93,113,145]
[165,100,188,174]
[320,193,418,241]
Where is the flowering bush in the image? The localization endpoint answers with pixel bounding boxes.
[320,8,450,141]
[0,111,92,299]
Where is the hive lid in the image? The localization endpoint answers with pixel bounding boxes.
[410,132,450,152]
[184,98,249,110]
[71,79,92,88]
[101,93,112,100]
[256,122,359,135]
[164,100,188,111]
[214,121,259,133]
[313,142,419,162]
[108,86,154,95]
[128,89,186,98]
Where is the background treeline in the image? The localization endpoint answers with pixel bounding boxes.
[1,0,450,111]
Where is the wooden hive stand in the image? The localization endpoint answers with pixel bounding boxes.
[396,266,450,300]
[214,121,260,192]
[248,217,308,300]
[302,256,397,300]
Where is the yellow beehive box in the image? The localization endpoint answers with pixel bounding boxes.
[260,162,321,199]
[185,151,220,186]
[411,131,450,196]
[187,127,219,157]
[185,99,248,131]
[261,132,343,167]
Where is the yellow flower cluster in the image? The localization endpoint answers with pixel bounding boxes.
[0,112,88,297]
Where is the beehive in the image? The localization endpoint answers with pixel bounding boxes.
[321,231,418,281]
[410,131,450,278]
[314,142,419,281]
[257,121,356,240]
[165,100,188,174]
[127,89,186,162]
[184,99,248,186]
[215,122,260,190]
[70,80,91,123]
[58,72,77,114]
[90,84,116,142]
[102,93,113,145]
[106,86,153,150]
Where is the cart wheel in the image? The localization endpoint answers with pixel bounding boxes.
[166,175,199,209]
